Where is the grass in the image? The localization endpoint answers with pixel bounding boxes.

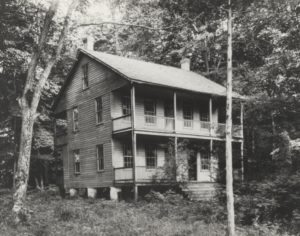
[0,189,295,236]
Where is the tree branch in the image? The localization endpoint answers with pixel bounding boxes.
[77,21,176,31]
[76,15,202,32]
[22,1,59,107]
[31,0,78,111]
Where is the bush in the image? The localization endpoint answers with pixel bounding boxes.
[228,170,300,234]
[192,200,226,224]
[144,190,165,202]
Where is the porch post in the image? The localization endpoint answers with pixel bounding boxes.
[209,97,213,135]
[240,102,244,182]
[131,84,138,200]
[173,91,177,132]
[210,139,213,181]
[173,91,178,181]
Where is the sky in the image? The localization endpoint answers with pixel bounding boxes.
[28,0,121,22]
[28,0,123,51]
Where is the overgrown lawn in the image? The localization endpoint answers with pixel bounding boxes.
[0,190,294,236]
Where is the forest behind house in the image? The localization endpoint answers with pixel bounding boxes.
[0,0,300,235]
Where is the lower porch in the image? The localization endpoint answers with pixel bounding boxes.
[112,134,243,185]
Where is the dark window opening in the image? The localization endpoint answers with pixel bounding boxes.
[123,143,133,168]
[145,144,157,168]
[95,97,103,124]
[183,104,193,127]
[73,107,79,132]
[200,102,209,122]
[97,144,104,171]
[164,101,174,118]
[74,149,80,174]
[144,99,156,124]
[82,63,89,89]
[200,152,210,170]
[122,96,131,116]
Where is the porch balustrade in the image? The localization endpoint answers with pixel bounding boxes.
[114,166,172,183]
[136,115,175,131]
[112,115,131,131]
[112,114,242,138]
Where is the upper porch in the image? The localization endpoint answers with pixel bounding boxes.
[111,84,243,140]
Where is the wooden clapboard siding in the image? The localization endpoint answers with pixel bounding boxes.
[112,138,125,168]
[55,55,128,189]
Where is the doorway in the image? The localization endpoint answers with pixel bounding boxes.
[189,151,211,182]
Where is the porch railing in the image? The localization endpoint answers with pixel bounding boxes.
[114,166,172,182]
[112,114,242,138]
[114,167,133,181]
[213,123,226,136]
[112,114,131,131]
[213,123,242,137]
[200,121,211,130]
[136,115,175,131]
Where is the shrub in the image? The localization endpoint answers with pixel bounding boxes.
[193,200,226,224]
[230,170,300,233]
[144,190,165,202]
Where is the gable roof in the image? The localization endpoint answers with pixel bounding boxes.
[53,49,241,111]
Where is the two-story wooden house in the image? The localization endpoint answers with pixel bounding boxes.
[53,47,244,200]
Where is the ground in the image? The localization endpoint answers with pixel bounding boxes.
[0,189,294,236]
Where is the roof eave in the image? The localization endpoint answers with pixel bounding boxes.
[52,49,245,111]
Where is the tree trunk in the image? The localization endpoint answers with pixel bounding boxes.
[12,0,78,223]
[271,111,276,149]
[12,108,35,222]
[226,1,235,235]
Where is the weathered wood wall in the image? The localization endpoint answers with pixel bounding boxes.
[55,55,127,189]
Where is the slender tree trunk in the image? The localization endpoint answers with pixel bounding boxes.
[271,111,276,150]
[13,159,16,190]
[226,1,235,235]
[13,108,35,219]
[204,36,210,73]
[12,0,78,222]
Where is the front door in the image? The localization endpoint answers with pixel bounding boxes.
[188,153,197,181]
[196,152,211,182]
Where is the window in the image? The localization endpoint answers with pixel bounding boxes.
[145,144,157,168]
[122,96,131,116]
[72,107,79,132]
[164,101,174,128]
[95,97,103,124]
[123,143,133,168]
[96,144,104,171]
[183,104,193,127]
[164,101,174,118]
[200,105,209,122]
[144,99,156,124]
[199,102,210,129]
[200,152,210,170]
[82,63,89,89]
[74,150,80,174]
